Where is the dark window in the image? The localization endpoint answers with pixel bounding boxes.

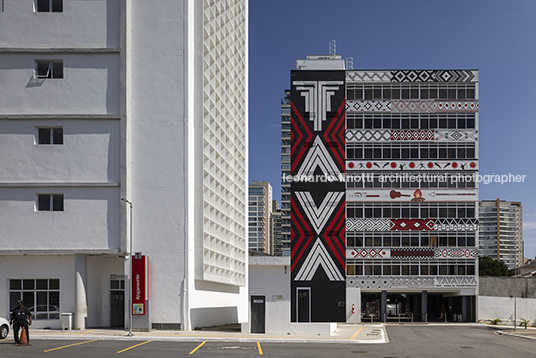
[373,88,382,99]
[421,88,429,99]
[36,61,63,79]
[38,127,63,145]
[383,88,391,100]
[37,0,63,12]
[37,194,64,212]
[401,88,409,99]
[466,88,475,99]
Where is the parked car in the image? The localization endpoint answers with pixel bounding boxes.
[0,317,9,339]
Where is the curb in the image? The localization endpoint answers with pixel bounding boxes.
[496,330,536,341]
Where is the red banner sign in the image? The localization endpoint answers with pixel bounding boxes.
[131,254,147,315]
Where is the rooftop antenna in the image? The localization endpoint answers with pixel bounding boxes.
[346,57,354,70]
[329,39,336,56]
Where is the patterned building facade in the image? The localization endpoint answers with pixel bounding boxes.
[288,55,479,323]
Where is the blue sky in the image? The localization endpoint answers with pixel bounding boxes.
[248,0,536,258]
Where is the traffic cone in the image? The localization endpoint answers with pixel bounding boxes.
[18,327,29,346]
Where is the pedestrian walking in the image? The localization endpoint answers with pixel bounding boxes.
[9,300,32,344]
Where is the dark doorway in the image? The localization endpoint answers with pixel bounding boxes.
[297,288,310,322]
[110,290,124,327]
[251,296,265,333]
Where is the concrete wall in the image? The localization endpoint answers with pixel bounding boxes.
[0,54,120,114]
[0,119,119,182]
[479,276,536,298]
[478,296,536,326]
[249,256,336,335]
[0,0,119,48]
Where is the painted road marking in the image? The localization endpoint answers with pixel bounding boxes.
[73,329,98,335]
[44,339,99,352]
[117,340,152,354]
[189,341,206,354]
[349,327,364,340]
[257,341,263,355]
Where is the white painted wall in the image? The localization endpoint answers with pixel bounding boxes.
[0,255,75,329]
[128,0,189,326]
[478,296,536,325]
[0,187,120,250]
[249,257,336,335]
[346,287,361,323]
[0,0,119,48]
[0,54,119,114]
[0,119,119,182]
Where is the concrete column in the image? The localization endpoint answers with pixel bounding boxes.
[380,291,387,323]
[413,294,419,322]
[448,297,453,321]
[462,296,468,322]
[421,291,428,322]
[75,254,88,329]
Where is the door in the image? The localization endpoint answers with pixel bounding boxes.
[297,288,310,322]
[251,296,265,333]
[110,291,125,327]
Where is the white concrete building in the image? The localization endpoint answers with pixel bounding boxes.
[0,0,248,331]
[480,199,523,269]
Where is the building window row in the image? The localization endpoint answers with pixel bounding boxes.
[38,127,63,145]
[346,232,476,248]
[346,171,476,189]
[347,260,476,276]
[36,0,63,12]
[347,202,476,219]
[347,143,476,160]
[346,83,476,101]
[9,279,60,320]
[346,113,476,130]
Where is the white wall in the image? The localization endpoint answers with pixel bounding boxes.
[479,296,536,325]
[128,0,189,326]
[249,257,336,335]
[0,0,119,48]
[0,119,119,182]
[0,187,120,250]
[0,255,75,329]
[0,54,120,114]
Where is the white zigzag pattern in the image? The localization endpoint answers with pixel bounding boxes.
[296,191,344,235]
[296,136,342,177]
[295,238,344,282]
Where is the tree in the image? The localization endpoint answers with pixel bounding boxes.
[479,256,513,276]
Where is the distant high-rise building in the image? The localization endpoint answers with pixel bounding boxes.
[272,200,283,256]
[249,181,273,254]
[480,199,523,269]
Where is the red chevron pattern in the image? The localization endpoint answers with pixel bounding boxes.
[291,197,314,272]
[322,99,346,171]
[291,101,313,175]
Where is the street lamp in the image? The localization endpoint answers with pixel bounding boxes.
[121,198,133,337]
[514,250,517,332]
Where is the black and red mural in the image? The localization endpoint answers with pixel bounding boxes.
[290,70,346,322]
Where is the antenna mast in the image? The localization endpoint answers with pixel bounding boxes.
[329,39,336,56]
[346,57,354,70]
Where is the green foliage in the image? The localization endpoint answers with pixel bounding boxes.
[479,257,514,276]
[491,318,501,325]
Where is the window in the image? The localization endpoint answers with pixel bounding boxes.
[35,60,63,79]
[9,279,60,320]
[38,127,63,145]
[37,194,64,211]
[37,0,63,12]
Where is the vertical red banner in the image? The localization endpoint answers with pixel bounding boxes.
[131,254,147,315]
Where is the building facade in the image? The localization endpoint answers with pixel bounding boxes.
[287,55,479,323]
[480,199,523,269]
[281,90,292,256]
[0,0,248,331]
[248,181,273,254]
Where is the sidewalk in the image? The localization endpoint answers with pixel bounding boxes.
[488,325,536,340]
[10,324,388,344]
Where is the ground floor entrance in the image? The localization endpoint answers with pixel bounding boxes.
[361,292,476,323]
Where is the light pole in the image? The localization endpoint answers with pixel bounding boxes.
[121,198,133,337]
[514,253,517,331]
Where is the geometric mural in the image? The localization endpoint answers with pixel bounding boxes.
[291,70,346,322]
[346,160,479,171]
[346,70,478,83]
[345,130,478,142]
[346,218,479,232]
[346,248,478,260]
[346,100,479,113]
[346,276,478,288]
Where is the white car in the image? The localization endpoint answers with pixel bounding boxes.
[0,317,9,339]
